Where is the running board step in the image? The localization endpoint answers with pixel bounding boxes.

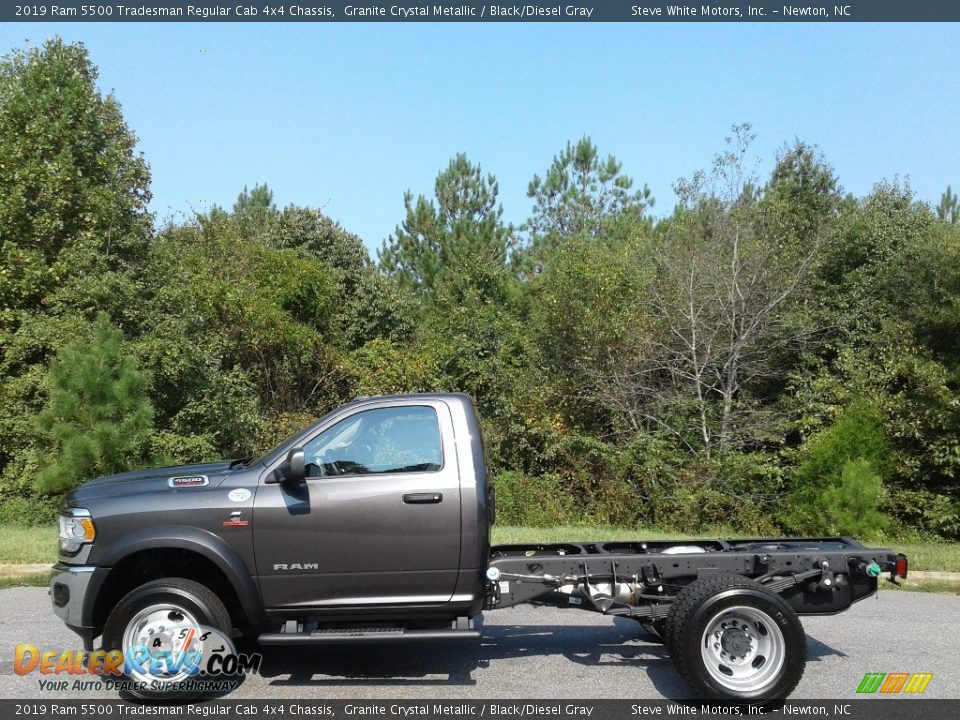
[258,625,478,645]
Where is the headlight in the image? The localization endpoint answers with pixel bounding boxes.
[58,508,95,555]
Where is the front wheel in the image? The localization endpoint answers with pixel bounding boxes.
[666,574,806,702]
[102,577,232,700]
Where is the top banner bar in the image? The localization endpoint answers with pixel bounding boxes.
[3,0,960,22]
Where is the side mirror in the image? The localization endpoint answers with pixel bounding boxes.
[272,447,306,483]
[285,447,306,481]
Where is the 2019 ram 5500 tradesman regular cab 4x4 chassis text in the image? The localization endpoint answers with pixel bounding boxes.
[50,393,907,702]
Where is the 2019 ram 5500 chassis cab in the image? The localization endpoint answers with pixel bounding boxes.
[50,393,907,702]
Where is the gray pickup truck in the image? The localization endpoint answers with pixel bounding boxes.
[51,393,907,702]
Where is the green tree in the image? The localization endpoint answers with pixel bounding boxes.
[532,234,654,437]
[640,127,820,459]
[762,141,842,249]
[0,38,153,501]
[790,183,960,528]
[937,185,958,224]
[139,208,342,453]
[782,400,891,536]
[264,206,414,348]
[35,314,157,494]
[0,38,151,320]
[234,183,275,214]
[383,157,545,477]
[379,153,513,297]
[525,136,652,257]
[133,196,414,461]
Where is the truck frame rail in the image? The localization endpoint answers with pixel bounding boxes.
[486,536,904,619]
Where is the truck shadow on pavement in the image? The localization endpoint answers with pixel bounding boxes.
[248,620,662,688]
[247,617,844,697]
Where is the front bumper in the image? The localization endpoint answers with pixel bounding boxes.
[50,562,103,650]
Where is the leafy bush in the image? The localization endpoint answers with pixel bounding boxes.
[890,488,960,539]
[0,494,60,526]
[612,436,781,534]
[819,459,890,536]
[781,400,891,536]
[491,471,575,527]
[149,431,215,467]
[543,434,638,525]
[344,339,440,397]
[635,474,778,536]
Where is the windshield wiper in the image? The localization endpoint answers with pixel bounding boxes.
[229,456,254,469]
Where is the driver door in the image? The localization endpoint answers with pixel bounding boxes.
[253,400,461,610]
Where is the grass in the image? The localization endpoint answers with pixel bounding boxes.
[0,525,57,564]
[0,571,52,589]
[886,578,960,595]
[884,541,960,573]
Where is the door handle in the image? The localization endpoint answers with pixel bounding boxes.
[403,492,443,504]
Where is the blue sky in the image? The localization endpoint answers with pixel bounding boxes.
[2,23,957,253]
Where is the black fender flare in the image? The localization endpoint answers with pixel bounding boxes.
[85,525,266,628]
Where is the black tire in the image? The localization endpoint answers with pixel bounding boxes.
[102,577,232,700]
[666,573,806,702]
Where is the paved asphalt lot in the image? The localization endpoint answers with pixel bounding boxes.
[1,587,957,700]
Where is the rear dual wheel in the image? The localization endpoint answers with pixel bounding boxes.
[666,574,806,702]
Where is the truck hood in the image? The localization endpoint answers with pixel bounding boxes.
[66,460,238,505]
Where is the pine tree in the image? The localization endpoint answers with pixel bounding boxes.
[234,183,275,214]
[937,185,958,224]
[525,136,652,247]
[379,154,513,297]
[35,314,157,494]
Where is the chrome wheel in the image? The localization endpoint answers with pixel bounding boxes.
[700,605,786,693]
[121,603,202,683]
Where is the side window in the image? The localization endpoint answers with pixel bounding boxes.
[302,406,443,477]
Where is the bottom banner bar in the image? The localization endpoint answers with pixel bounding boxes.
[1,700,958,720]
